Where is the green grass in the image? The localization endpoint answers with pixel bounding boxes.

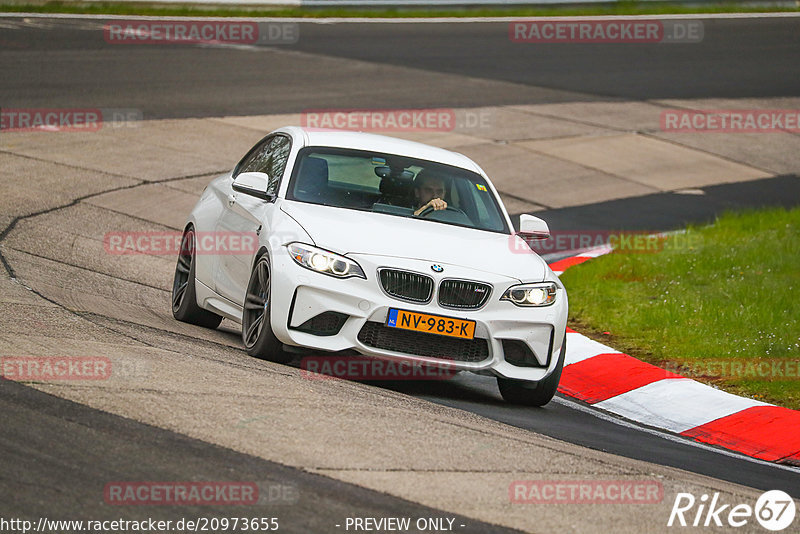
[561,207,800,410]
[1,1,798,18]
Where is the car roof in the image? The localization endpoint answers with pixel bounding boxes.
[275,126,483,174]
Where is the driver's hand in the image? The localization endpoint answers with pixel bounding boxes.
[414,198,447,216]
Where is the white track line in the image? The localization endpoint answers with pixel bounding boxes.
[2,12,800,22]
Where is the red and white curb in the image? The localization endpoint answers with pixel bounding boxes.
[548,246,800,465]
[548,245,614,276]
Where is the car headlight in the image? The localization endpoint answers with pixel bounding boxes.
[287,243,366,279]
[501,282,557,307]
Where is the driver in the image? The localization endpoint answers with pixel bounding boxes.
[413,170,448,216]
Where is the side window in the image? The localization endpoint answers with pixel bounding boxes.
[235,135,292,196]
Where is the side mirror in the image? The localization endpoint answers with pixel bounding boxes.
[519,214,550,239]
[232,172,274,201]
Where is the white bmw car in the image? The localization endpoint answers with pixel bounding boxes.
[172,126,568,406]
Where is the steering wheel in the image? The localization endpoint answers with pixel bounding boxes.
[417,205,466,218]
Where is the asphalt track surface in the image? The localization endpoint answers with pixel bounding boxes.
[528,174,800,233]
[1,16,799,117]
[2,14,800,526]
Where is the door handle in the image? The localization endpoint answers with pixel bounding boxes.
[227,194,236,207]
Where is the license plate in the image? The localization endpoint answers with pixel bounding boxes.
[386,308,475,340]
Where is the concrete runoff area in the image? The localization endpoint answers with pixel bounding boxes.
[205,103,794,210]
[0,379,522,534]
[2,99,799,532]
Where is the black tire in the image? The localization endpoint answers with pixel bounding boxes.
[497,333,567,407]
[241,254,291,363]
[172,228,223,329]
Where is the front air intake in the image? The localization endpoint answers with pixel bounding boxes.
[438,279,492,310]
[378,269,434,303]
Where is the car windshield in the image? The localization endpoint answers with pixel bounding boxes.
[286,147,509,234]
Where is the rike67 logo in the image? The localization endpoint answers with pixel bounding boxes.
[668,490,796,531]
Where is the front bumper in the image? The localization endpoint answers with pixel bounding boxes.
[269,248,567,381]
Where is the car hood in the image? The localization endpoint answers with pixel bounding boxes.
[280,201,547,282]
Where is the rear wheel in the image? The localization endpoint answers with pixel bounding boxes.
[242,254,291,363]
[497,334,566,407]
[172,228,223,329]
